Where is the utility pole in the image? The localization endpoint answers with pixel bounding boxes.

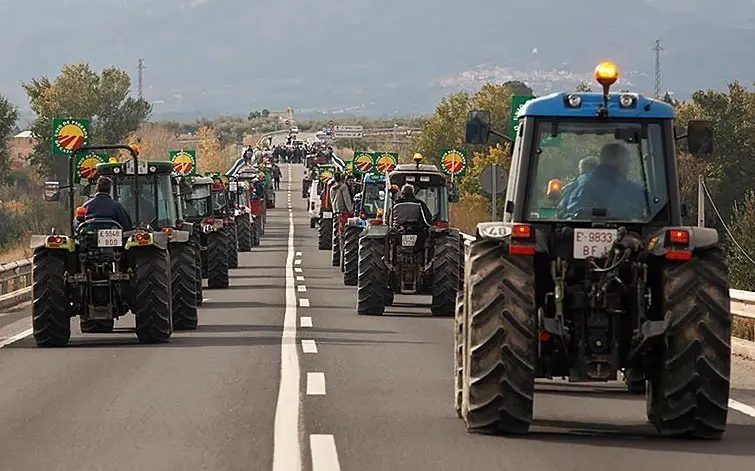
[652,39,663,98]
[137,59,145,100]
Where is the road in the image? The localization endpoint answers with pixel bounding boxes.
[0,164,754,471]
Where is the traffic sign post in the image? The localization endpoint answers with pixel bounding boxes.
[480,164,509,221]
[334,125,364,139]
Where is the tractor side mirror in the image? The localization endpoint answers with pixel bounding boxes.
[44,181,61,201]
[465,110,491,145]
[448,187,460,203]
[687,120,713,154]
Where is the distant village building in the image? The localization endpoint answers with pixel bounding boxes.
[8,130,35,168]
[269,107,295,122]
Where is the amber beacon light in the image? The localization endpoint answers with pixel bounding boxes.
[594,61,619,87]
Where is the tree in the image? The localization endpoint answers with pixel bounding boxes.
[728,191,755,290]
[23,63,152,180]
[261,109,270,118]
[0,94,19,182]
[575,81,592,92]
[197,126,224,173]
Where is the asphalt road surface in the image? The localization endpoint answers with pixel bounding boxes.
[1,164,754,471]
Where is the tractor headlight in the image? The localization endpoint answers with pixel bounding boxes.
[619,94,636,107]
[566,94,582,107]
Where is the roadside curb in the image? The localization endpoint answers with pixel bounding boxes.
[733,337,755,361]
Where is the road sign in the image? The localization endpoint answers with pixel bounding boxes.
[480,164,509,221]
[335,125,363,132]
[480,164,508,195]
[334,130,363,138]
[52,118,90,156]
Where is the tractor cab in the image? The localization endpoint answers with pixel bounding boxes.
[383,156,451,229]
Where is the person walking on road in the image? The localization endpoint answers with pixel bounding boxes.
[330,173,354,236]
[272,163,282,190]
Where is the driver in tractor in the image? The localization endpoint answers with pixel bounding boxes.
[75,176,132,231]
[389,183,433,251]
[562,143,645,220]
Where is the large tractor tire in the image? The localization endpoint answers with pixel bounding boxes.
[454,291,465,418]
[331,217,341,267]
[343,226,361,286]
[310,218,316,229]
[207,231,230,289]
[227,224,239,269]
[169,243,199,331]
[623,369,646,394]
[237,215,252,252]
[252,217,261,247]
[431,230,462,317]
[462,239,537,434]
[646,246,731,439]
[132,247,173,343]
[318,217,332,250]
[31,249,72,347]
[357,236,389,316]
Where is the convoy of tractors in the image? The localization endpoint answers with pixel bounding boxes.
[31,60,734,440]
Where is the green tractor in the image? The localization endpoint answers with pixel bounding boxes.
[98,157,199,331]
[228,178,254,252]
[207,174,240,270]
[257,165,276,209]
[30,145,175,346]
[183,176,230,289]
[173,175,207,305]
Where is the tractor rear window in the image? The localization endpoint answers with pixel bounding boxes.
[362,183,384,217]
[114,175,177,227]
[524,120,669,223]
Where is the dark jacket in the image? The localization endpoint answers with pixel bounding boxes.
[79,193,133,230]
[390,195,433,227]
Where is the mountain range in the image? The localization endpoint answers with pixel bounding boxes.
[1,0,754,122]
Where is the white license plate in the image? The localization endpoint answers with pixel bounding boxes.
[97,229,122,247]
[402,234,418,247]
[573,228,616,259]
[322,212,333,219]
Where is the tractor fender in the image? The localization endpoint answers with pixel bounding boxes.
[361,224,389,239]
[169,229,191,243]
[475,221,548,252]
[29,234,76,252]
[124,230,169,251]
[646,226,719,257]
[177,221,194,233]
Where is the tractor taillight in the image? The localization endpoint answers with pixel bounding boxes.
[512,224,531,239]
[668,229,689,245]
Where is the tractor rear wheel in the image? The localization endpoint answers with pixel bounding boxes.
[169,242,199,331]
[318,217,332,250]
[132,247,173,343]
[207,231,230,289]
[431,230,461,317]
[227,224,239,269]
[357,236,389,316]
[31,248,72,347]
[331,217,341,267]
[343,226,361,286]
[462,239,537,434]
[647,246,731,439]
[237,215,252,252]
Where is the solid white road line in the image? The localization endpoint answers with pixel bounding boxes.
[300,317,313,327]
[307,373,326,395]
[301,339,318,353]
[295,268,303,273]
[0,328,33,349]
[272,167,302,471]
[300,298,310,307]
[298,285,307,292]
[730,399,755,419]
[310,435,341,471]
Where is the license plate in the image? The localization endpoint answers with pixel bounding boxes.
[402,234,418,247]
[97,229,122,247]
[322,212,333,219]
[573,228,616,259]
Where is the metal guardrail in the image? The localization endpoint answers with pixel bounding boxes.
[459,231,754,321]
[0,258,33,310]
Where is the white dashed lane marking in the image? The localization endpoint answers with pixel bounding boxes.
[299,299,310,307]
[310,435,342,471]
[300,317,313,328]
[306,373,326,395]
[301,339,318,353]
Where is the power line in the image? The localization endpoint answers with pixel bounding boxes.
[137,59,145,100]
[700,179,755,267]
[651,39,663,98]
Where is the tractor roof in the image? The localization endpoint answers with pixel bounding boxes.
[363,173,386,183]
[97,160,174,176]
[392,163,443,175]
[388,164,447,187]
[518,92,675,120]
[191,176,213,185]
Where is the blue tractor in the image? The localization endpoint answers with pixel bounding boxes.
[455,61,729,439]
[341,173,386,286]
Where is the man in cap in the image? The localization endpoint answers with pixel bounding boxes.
[76,176,133,230]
